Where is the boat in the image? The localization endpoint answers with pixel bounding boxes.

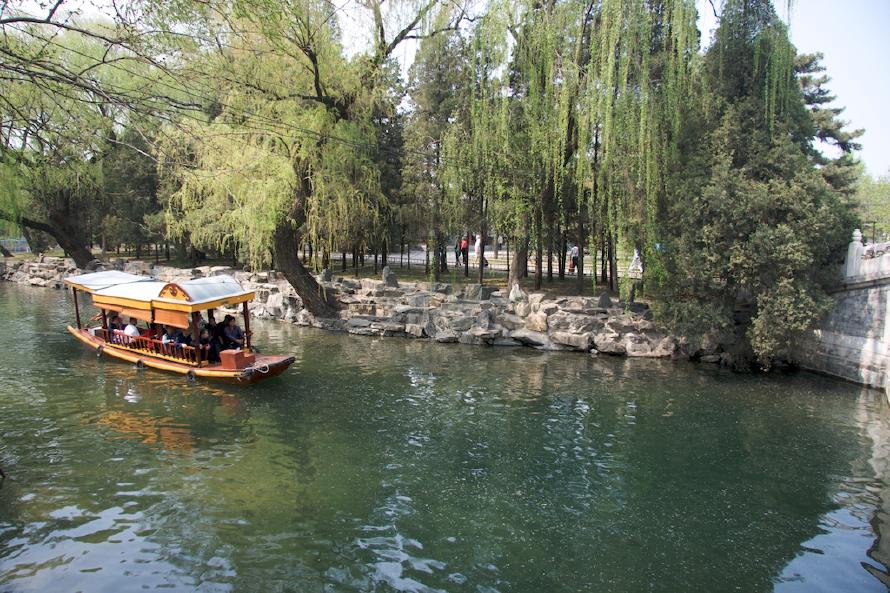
[63,271,295,384]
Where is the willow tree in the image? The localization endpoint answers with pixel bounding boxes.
[402,23,468,280]
[157,0,471,316]
[455,0,698,291]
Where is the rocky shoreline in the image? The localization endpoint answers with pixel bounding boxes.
[0,256,726,362]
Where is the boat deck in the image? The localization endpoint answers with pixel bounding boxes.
[69,327,294,384]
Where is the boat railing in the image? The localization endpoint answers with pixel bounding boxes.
[96,328,202,366]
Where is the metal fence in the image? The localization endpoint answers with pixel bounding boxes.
[0,238,30,253]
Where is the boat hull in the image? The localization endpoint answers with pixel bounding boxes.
[68,326,294,384]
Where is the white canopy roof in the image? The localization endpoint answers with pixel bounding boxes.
[86,273,253,307]
[93,281,170,301]
[64,271,153,293]
[163,276,252,305]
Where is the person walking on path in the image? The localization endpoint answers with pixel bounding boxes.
[569,243,579,274]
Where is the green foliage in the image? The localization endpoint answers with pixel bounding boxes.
[853,170,890,241]
[653,0,858,365]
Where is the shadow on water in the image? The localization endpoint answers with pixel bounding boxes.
[0,283,889,593]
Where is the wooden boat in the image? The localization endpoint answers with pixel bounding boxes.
[63,271,295,384]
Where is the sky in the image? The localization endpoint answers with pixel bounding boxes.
[697,0,890,177]
[15,0,890,177]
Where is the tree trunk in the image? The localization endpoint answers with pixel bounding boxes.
[607,232,617,292]
[534,208,543,290]
[576,212,584,294]
[508,213,529,288]
[433,230,442,281]
[272,160,340,317]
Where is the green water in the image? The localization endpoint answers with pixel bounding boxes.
[0,284,888,593]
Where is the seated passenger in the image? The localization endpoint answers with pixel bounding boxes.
[198,328,221,363]
[108,315,123,331]
[223,315,244,349]
[172,329,191,346]
[160,326,172,344]
[123,318,140,343]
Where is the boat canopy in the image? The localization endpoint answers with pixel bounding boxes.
[64,272,255,328]
[64,271,153,293]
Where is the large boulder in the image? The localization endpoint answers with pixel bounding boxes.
[547,311,603,334]
[497,313,524,331]
[515,301,532,318]
[463,284,498,301]
[593,332,626,355]
[597,292,613,309]
[476,308,496,329]
[510,328,550,347]
[508,283,528,302]
[382,266,399,288]
[434,329,459,343]
[551,331,592,351]
[449,316,476,332]
[525,311,549,333]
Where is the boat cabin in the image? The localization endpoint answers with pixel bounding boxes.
[63,271,294,383]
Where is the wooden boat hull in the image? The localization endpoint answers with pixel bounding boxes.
[68,326,294,384]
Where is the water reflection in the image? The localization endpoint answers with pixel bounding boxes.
[0,284,889,593]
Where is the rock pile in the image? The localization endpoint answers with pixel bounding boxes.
[2,256,722,361]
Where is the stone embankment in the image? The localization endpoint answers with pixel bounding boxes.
[1,256,722,361]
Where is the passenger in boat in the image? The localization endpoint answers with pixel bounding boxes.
[172,328,191,346]
[198,328,221,363]
[160,326,172,344]
[223,315,244,349]
[108,315,123,331]
[123,318,140,342]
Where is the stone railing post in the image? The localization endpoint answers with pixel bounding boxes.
[845,229,864,279]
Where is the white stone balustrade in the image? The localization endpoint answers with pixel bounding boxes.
[844,228,890,283]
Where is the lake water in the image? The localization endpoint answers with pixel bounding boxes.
[0,283,888,593]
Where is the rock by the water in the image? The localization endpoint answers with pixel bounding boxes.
[525,311,549,333]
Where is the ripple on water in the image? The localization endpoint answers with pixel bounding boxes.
[1,284,890,593]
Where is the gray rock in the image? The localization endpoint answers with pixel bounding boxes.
[467,326,501,340]
[347,317,373,328]
[525,311,549,333]
[510,328,550,347]
[699,354,722,364]
[405,323,426,338]
[492,337,522,347]
[651,336,677,358]
[476,308,496,329]
[551,331,592,351]
[508,283,528,302]
[539,302,559,316]
[497,313,524,331]
[515,301,532,318]
[593,332,626,355]
[382,266,399,288]
[434,329,459,343]
[463,284,497,301]
[449,316,476,332]
[597,292,613,309]
[547,311,603,334]
[320,268,333,282]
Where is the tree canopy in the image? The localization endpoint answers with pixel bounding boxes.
[0,0,871,365]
